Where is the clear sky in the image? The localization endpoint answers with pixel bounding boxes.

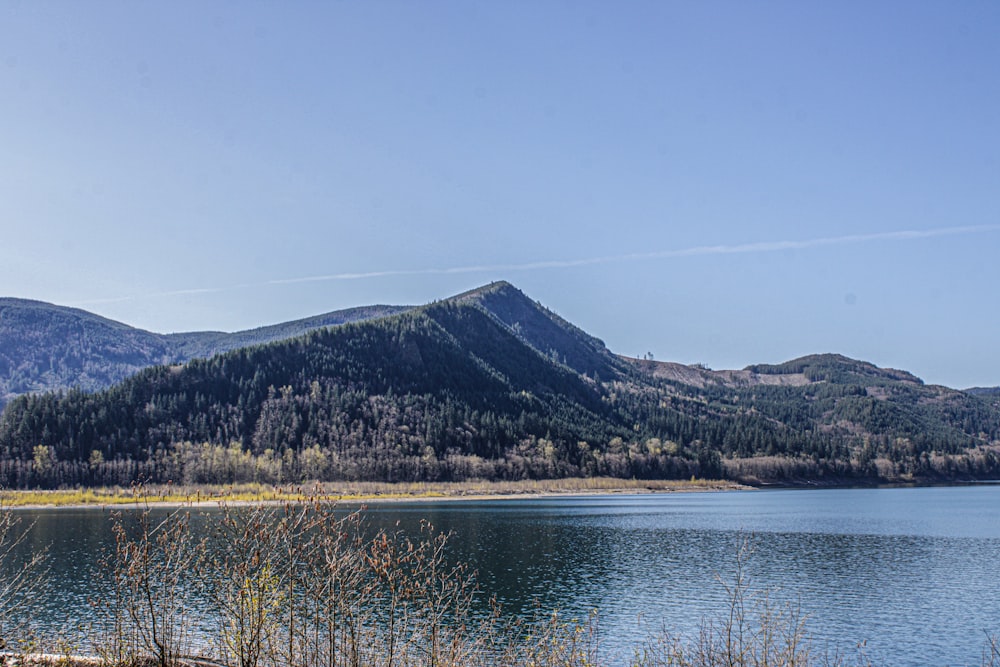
[2,2,999,389]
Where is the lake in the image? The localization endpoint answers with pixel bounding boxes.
[9,485,1000,666]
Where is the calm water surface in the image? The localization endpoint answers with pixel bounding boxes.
[11,485,1000,666]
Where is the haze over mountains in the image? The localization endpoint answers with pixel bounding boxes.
[0,297,409,409]
[0,282,997,488]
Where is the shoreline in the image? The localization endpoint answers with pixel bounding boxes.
[2,478,750,509]
[5,477,996,510]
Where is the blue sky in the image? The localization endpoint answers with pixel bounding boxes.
[2,1,999,389]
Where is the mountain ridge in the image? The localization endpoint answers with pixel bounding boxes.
[0,296,410,408]
[966,386,1000,397]
[1,281,998,489]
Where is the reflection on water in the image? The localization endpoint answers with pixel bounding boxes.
[11,485,1000,666]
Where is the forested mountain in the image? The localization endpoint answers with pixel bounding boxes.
[0,297,409,408]
[966,386,1000,398]
[0,282,998,488]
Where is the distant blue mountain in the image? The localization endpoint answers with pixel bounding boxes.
[0,297,410,408]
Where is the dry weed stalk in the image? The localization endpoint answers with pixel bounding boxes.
[0,498,47,659]
[631,537,810,667]
[93,500,199,667]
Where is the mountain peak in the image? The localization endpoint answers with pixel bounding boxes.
[435,281,619,378]
[446,280,518,303]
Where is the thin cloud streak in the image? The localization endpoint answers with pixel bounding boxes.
[73,285,253,307]
[268,224,1000,284]
[72,224,1000,306]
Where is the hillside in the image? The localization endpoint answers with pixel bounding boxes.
[0,283,998,488]
[966,386,1000,398]
[620,353,999,480]
[0,297,409,408]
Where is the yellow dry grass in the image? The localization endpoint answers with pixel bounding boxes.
[1,477,744,507]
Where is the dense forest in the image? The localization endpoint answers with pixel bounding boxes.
[1,282,998,488]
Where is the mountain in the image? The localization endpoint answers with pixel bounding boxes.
[626,352,990,447]
[0,297,410,409]
[1,282,998,489]
[451,282,623,379]
[966,386,1000,398]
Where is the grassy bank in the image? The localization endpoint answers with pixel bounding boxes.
[0,477,745,507]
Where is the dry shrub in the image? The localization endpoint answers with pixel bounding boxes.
[86,504,1000,667]
[92,503,199,667]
